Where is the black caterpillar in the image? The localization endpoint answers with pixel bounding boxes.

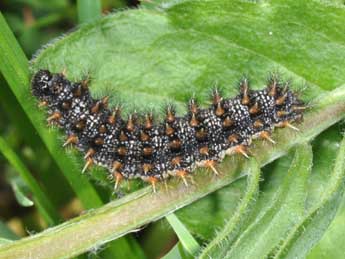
[31,70,304,191]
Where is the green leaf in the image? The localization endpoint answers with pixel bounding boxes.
[30,0,345,186]
[197,132,345,259]
[10,178,34,207]
[217,144,313,259]
[307,199,345,259]
[176,175,247,240]
[32,0,345,112]
[198,158,261,258]
[165,213,200,256]
[272,134,345,259]
[293,125,345,259]
[305,126,345,259]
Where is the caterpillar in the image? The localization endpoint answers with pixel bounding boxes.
[31,70,305,191]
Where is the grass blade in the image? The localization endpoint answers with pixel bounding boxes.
[162,242,192,259]
[165,213,200,256]
[0,137,61,225]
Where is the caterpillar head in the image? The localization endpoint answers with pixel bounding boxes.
[31,69,66,101]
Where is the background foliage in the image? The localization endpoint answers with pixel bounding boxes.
[0,0,345,258]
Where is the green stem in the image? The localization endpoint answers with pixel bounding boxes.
[198,158,261,259]
[0,85,344,259]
